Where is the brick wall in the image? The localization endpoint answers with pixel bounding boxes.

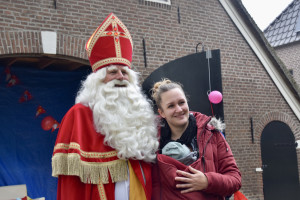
[1,0,300,199]
[275,41,300,87]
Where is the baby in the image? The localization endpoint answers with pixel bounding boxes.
[162,141,197,165]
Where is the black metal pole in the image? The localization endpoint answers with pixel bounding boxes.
[178,7,181,24]
[250,117,254,143]
[143,38,147,68]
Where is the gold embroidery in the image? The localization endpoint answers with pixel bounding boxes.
[54,142,117,159]
[92,58,131,71]
[111,20,122,58]
[52,153,128,184]
[97,183,107,200]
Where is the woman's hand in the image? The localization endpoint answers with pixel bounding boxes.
[175,166,208,193]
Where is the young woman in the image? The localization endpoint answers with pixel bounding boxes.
[151,79,241,200]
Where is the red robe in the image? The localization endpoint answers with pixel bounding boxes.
[52,103,152,200]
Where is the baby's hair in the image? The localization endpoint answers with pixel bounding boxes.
[151,78,185,109]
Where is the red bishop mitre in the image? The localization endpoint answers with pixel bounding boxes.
[86,13,133,72]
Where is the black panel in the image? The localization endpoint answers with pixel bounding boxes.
[261,121,300,199]
[142,50,224,120]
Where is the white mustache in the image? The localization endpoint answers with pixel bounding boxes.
[106,79,129,87]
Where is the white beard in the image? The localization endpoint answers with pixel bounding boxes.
[76,69,159,162]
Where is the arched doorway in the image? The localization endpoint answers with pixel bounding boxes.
[261,121,300,199]
[0,55,90,200]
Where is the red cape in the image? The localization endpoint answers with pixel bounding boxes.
[52,103,152,200]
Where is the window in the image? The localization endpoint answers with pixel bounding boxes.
[145,0,171,5]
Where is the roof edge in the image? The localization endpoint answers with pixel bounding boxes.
[219,0,300,121]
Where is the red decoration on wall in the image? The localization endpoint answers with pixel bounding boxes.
[19,90,33,103]
[5,67,11,81]
[7,75,20,87]
[3,66,60,133]
[36,105,46,117]
[41,116,60,132]
[41,116,56,131]
[51,120,60,132]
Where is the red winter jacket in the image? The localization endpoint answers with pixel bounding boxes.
[152,112,241,200]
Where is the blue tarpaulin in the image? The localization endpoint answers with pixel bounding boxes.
[0,64,90,200]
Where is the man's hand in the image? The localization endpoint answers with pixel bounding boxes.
[175,166,208,193]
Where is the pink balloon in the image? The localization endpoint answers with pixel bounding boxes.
[208,91,223,104]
